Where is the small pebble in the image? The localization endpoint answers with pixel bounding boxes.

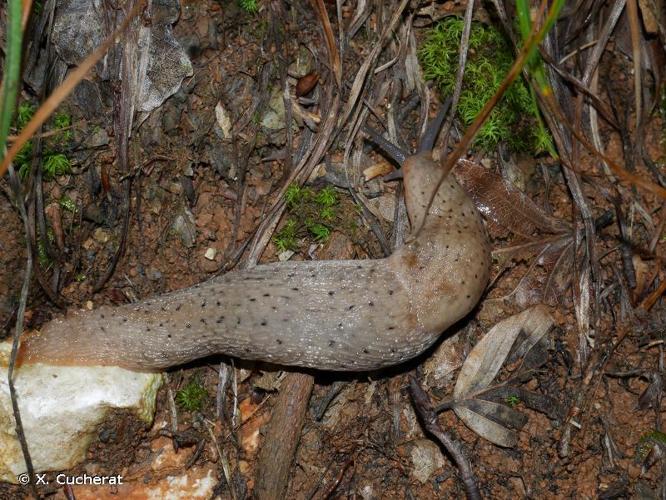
[204,248,217,261]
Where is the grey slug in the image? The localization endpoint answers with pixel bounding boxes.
[18,151,491,372]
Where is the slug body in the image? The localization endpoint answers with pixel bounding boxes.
[19,152,491,371]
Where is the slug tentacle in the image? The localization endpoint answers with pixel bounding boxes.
[18,152,490,372]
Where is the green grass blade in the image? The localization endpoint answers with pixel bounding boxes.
[0,0,24,158]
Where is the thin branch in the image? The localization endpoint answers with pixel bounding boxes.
[409,376,481,500]
[7,166,39,499]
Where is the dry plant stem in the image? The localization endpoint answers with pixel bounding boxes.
[639,278,666,311]
[440,0,474,147]
[254,372,315,499]
[625,0,642,156]
[7,167,38,500]
[409,377,481,500]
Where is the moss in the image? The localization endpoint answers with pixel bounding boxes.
[175,377,208,412]
[14,102,74,179]
[419,17,552,154]
[274,185,340,253]
[238,0,259,14]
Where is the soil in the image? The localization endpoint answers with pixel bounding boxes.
[1,0,666,499]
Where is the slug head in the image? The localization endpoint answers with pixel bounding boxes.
[402,151,455,233]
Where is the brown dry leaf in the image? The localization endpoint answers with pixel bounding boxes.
[455,159,569,237]
[453,305,554,447]
[454,158,578,306]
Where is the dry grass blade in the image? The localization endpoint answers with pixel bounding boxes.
[0,0,145,178]
[440,0,475,146]
[309,0,341,87]
[626,0,643,136]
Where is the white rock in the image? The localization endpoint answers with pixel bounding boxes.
[0,341,162,483]
[410,439,446,484]
[204,247,217,261]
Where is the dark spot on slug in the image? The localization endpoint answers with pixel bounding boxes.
[263,293,270,297]
[292,287,299,291]
[237,318,241,325]
[348,305,355,310]
[217,301,221,306]
[200,318,207,324]
[122,318,128,323]
[100,314,105,319]
[261,320,267,326]
[249,298,256,302]
[328,291,335,296]
[167,334,172,339]
[186,323,191,329]
[388,326,395,330]
[363,349,369,354]
[388,290,394,295]
[101,327,106,332]
[276,339,282,345]
[216,316,225,323]
[328,340,335,347]
[146,327,151,332]
[368,301,374,306]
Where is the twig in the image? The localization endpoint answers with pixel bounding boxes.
[409,376,481,500]
[440,0,474,146]
[7,166,39,499]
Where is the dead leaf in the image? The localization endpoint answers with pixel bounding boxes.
[452,305,555,447]
[455,159,569,238]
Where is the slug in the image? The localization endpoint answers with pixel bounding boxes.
[17,150,491,372]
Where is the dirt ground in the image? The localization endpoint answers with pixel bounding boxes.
[1,0,666,498]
